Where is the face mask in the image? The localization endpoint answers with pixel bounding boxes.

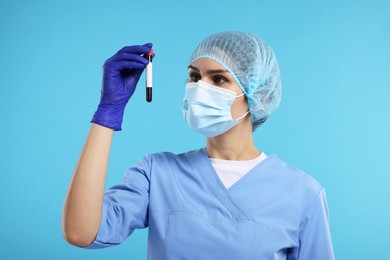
[180,80,249,137]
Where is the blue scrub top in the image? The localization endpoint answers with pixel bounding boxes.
[87,148,335,260]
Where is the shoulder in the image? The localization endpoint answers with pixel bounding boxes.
[144,148,204,163]
[265,154,324,203]
[272,155,321,185]
[125,149,202,179]
[133,148,204,172]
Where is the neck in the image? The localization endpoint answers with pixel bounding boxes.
[206,117,260,160]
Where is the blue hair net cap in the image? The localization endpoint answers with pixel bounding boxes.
[189,31,282,131]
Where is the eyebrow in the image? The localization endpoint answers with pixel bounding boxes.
[188,65,229,75]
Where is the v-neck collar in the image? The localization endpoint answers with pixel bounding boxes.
[226,153,275,191]
[193,148,250,220]
[191,148,277,221]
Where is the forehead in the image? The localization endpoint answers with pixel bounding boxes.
[188,58,228,72]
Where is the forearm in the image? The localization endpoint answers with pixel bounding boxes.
[62,123,114,247]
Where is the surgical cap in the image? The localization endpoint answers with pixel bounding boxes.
[188,31,282,131]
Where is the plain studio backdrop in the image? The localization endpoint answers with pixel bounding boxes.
[1,0,389,259]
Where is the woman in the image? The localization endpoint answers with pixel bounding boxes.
[62,31,335,259]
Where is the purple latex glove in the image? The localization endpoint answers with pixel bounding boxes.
[91,43,153,131]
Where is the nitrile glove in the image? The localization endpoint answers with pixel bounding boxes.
[91,43,153,131]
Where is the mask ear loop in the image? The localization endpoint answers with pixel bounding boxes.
[235,111,250,121]
[234,92,249,121]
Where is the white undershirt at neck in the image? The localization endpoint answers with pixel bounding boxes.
[210,153,267,189]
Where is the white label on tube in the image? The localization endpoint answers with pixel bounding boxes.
[146,62,152,88]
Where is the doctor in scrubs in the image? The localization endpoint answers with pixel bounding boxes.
[63,31,335,259]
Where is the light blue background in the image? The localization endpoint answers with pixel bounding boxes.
[1,0,389,259]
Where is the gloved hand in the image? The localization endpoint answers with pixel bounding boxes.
[91,43,153,131]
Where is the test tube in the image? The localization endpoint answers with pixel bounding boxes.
[146,48,153,102]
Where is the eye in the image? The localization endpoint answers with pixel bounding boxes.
[213,75,228,85]
[188,72,201,82]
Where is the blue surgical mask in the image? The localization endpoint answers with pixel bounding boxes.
[180,80,249,137]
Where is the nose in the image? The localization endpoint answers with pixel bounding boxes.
[199,76,214,86]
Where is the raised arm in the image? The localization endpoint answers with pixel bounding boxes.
[62,123,113,246]
[62,44,153,247]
